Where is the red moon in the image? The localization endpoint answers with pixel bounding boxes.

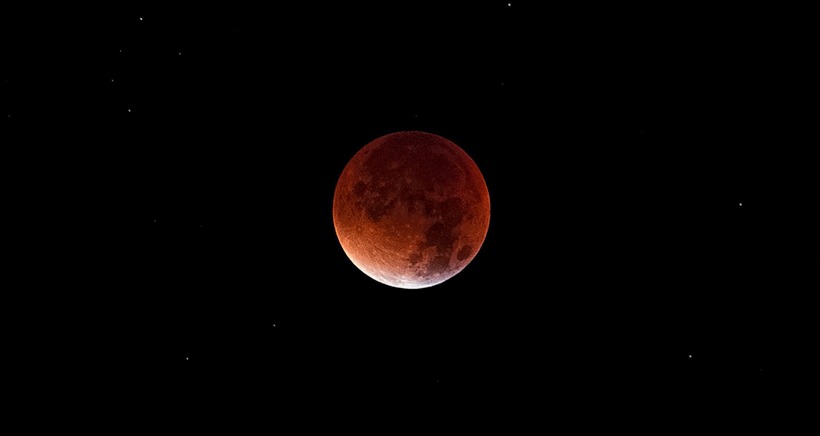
[333,131,490,289]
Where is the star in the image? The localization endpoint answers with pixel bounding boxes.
[739,202,743,206]
[127,109,132,113]
[688,354,693,359]
[186,357,189,360]
[272,323,277,327]
[139,17,143,21]
[178,52,182,56]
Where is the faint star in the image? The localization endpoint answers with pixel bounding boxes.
[153,219,157,223]
[273,323,277,327]
[507,3,512,6]
[178,52,182,56]
[111,79,115,82]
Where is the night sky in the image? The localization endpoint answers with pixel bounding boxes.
[4,2,816,427]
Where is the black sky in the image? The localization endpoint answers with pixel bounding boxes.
[3,2,816,428]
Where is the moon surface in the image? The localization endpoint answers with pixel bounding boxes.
[333,131,490,289]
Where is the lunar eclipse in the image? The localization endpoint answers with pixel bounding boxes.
[333,131,491,289]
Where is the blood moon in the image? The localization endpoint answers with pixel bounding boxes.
[333,131,490,289]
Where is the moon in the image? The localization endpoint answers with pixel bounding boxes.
[333,131,490,289]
